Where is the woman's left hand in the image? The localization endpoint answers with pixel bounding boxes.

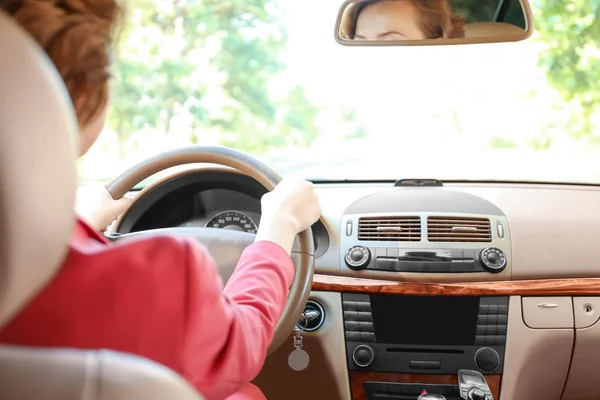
[76,182,133,232]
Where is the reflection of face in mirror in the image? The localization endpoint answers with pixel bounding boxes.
[342,0,466,41]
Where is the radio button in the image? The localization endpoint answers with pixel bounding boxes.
[345,246,371,270]
[352,345,375,368]
[387,259,400,271]
[345,331,361,342]
[479,247,507,273]
[475,347,500,372]
[358,321,374,331]
[344,311,358,321]
[350,250,363,261]
[345,321,359,331]
[397,261,419,272]
[360,332,376,342]
[356,301,372,312]
[342,301,358,311]
[409,360,441,370]
[374,257,387,270]
[429,261,451,273]
[357,312,373,322]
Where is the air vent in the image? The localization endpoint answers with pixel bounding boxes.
[427,216,492,242]
[358,216,421,242]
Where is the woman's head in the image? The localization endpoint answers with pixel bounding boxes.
[341,0,465,41]
[1,0,122,155]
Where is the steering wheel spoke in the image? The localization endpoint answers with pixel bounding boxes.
[115,227,312,284]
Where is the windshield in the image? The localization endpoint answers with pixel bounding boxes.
[79,0,600,184]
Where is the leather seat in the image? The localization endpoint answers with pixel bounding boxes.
[0,10,204,400]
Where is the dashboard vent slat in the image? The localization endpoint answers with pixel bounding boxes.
[358,216,421,242]
[427,216,492,242]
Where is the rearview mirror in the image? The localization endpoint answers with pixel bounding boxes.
[335,0,533,46]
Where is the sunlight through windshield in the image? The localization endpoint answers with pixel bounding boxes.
[79,0,600,184]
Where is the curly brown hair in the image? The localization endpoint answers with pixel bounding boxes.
[341,0,465,40]
[1,0,123,127]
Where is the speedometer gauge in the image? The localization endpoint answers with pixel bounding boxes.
[205,211,257,234]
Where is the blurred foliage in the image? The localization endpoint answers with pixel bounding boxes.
[108,0,321,152]
[457,0,599,142]
[451,0,498,23]
[534,0,600,137]
[108,0,600,156]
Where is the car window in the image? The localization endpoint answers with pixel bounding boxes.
[79,0,600,185]
[502,0,527,28]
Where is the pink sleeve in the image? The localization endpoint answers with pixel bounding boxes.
[179,240,294,400]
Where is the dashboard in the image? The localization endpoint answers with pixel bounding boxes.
[116,169,330,258]
[115,166,600,400]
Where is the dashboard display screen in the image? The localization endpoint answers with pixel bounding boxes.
[460,374,485,386]
[370,295,480,346]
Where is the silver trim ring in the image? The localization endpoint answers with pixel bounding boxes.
[296,300,326,332]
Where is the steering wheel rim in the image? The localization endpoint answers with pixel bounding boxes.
[107,145,315,355]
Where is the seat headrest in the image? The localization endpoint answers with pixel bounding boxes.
[0,11,79,327]
[464,21,525,38]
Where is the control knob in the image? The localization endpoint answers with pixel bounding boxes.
[352,344,375,368]
[479,247,507,273]
[475,347,500,372]
[467,388,486,400]
[345,246,371,270]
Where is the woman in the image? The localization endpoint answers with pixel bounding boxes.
[341,0,465,41]
[0,0,321,399]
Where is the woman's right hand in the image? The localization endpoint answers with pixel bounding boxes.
[255,177,321,254]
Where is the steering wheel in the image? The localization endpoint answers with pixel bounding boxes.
[106,146,315,355]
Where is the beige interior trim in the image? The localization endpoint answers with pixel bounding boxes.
[521,297,574,329]
[254,292,351,400]
[0,11,79,327]
[0,346,204,400]
[562,297,600,399]
[572,297,600,329]
[500,296,573,400]
[308,183,600,281]
[116,172,600,281]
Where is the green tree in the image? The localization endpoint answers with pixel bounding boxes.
[533,0,600,138]
[108,0,321,153]
[455,0,599,139]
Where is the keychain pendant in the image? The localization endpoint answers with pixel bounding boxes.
[288,317,310,371]
[288,348,310,371]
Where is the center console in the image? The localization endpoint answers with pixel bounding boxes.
[339,187,512,282]
[344,294,507,374]
[339,188,511,399]
[344,293,507,399]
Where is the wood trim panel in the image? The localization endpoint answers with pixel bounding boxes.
[349,371,501,400]
[312,275,600,296]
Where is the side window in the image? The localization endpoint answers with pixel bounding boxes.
[498,0,527,29]
[451,0,499,23]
